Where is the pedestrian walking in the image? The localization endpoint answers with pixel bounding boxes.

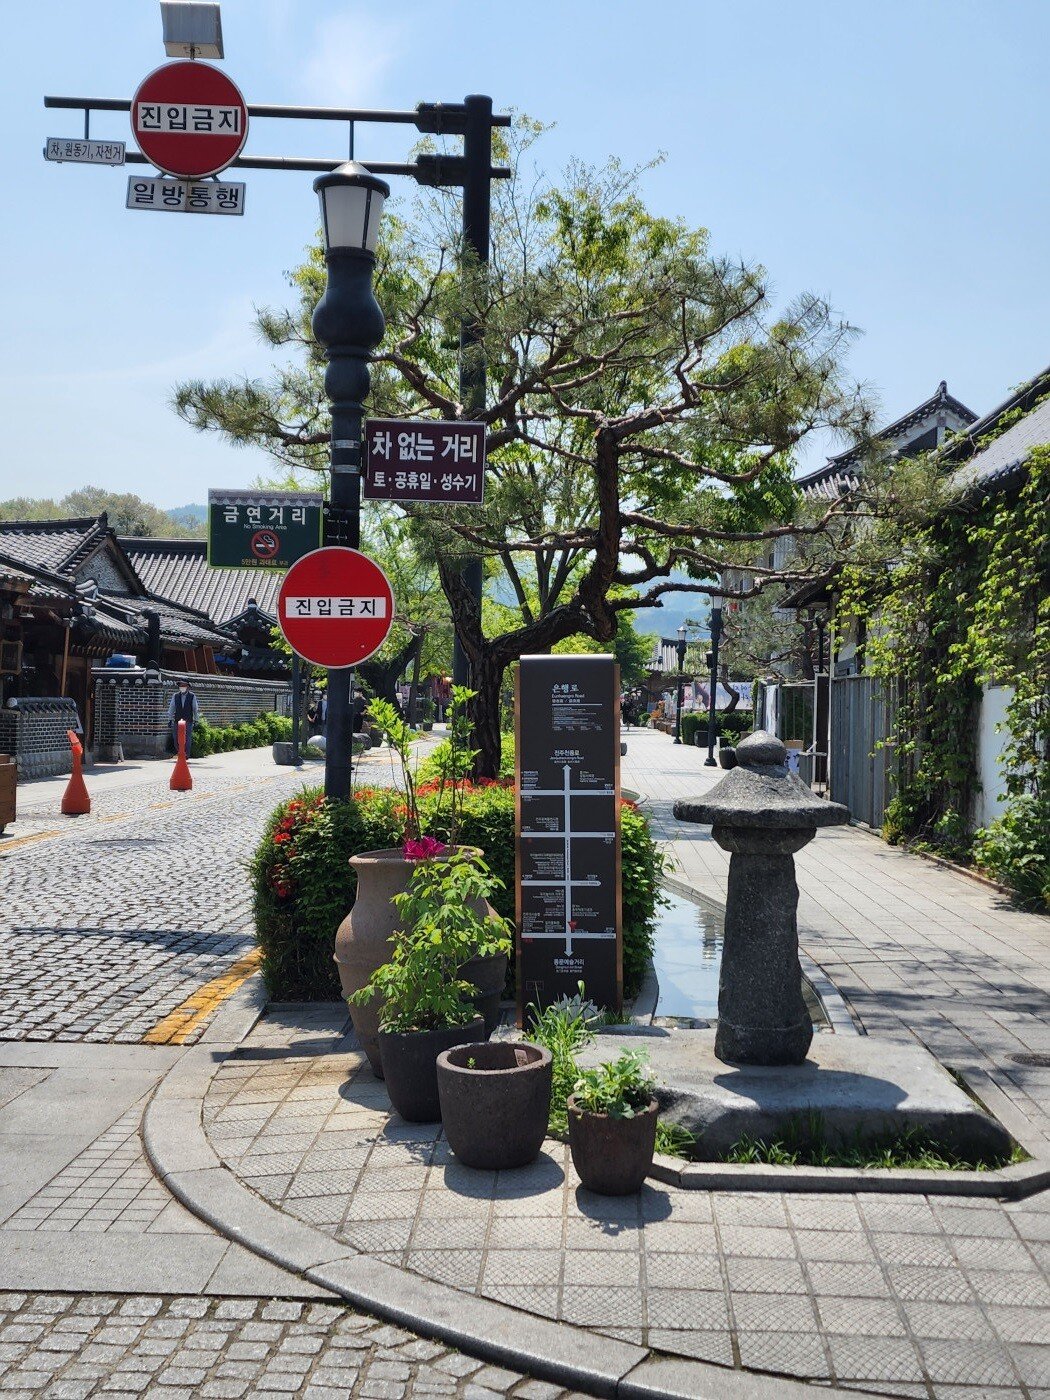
[307,692,328,736]
[167,680,200,758]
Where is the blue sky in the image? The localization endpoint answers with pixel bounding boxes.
[5,0,1048,510]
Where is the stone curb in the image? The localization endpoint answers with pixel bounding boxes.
[142,1035,876,1400]
[648,1152,1050,1198]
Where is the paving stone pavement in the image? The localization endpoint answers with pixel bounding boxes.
[0,1292,585,1399]
[205,1008,1050,1398]
[0,764,301,1044]
[2,731,1048,1397]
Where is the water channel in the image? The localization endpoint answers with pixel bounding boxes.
[650,887,828,1028]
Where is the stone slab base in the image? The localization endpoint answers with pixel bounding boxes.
[578,1027,1013,1163]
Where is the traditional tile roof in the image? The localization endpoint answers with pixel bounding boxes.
[648,638,689,676]
[0,518,105,574]
[796,381,978,500]
[0,549,76,603]
[941,364,1050,497]
[121,538,284,625]
[105,593,236,650]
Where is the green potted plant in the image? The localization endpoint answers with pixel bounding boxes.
[334,686,509,1071]
[419,698,435,732]
[567,1049,659,1195]
[351,848,511,1121]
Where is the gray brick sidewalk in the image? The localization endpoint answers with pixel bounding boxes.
[0,763,301,1044]
[203,1009,1050,1397]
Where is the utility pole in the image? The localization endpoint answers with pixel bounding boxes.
[452,95,492,687]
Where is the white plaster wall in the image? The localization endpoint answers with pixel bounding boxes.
[975,684,1014,829]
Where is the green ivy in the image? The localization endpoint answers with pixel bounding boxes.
[840,443,1049,907]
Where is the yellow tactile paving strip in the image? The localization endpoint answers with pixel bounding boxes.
[142,947,263,1045]
[0,830,63,854]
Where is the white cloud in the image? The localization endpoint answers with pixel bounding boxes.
[298,9,404,107]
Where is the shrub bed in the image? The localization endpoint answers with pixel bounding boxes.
[679,709,754,748]
[251,780,665,1002]
[192,711,292,757]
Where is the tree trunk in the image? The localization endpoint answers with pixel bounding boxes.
[471,652,506,780]
[719,665,741,713]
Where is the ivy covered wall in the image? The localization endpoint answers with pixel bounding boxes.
[841,443,1049,909]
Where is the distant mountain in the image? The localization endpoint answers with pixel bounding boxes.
[630,575,713,639]
[166,503,207,530]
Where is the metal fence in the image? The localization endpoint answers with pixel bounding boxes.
[829,674,900,828]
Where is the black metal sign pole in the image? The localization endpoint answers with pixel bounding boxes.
[43,92,511,790]
[452,95,492,688]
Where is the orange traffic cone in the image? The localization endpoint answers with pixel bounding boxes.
[61,729,91,816]
[170,718,193,792]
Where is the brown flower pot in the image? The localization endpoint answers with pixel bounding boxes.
[334,848,413,1076]
[437,1041,552,1169]
[378,1018,485,1123]
[567,1096,659,1195]
[457,951,508,1037]
[334,848,504,1077]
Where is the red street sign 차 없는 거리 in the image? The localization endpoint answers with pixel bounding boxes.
[130,61,248,179]
[277,548,395,669]
[364,419,485,503]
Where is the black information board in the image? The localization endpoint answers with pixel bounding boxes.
[516,655,622,1018]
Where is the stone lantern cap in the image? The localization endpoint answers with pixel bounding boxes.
[673,731,850,830]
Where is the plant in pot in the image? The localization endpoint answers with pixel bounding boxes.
[567,1049,659,1195]
[419,698,435,732]
[334,687,509,1074]
[350,848,511,1122]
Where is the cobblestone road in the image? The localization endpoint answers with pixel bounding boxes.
[0,1293,582,1399]
[0,766,299,1043]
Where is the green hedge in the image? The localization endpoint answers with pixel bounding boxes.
[717,708,754,740]
[192,711,292,757]
[251,781,665,1003]
[680,712,705,747]
[679,709,754,747]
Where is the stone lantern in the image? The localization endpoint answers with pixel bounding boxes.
[673,731,849,1066]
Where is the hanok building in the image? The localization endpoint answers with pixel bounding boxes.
[0,515,289,777]
[752,383,978,801]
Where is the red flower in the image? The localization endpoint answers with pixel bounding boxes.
[273,832,290,844]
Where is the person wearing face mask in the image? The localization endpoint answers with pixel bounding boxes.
[167,680,201,759]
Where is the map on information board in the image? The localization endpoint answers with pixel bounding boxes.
[516,654,621,1016]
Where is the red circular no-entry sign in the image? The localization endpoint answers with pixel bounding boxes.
[130,61,248,179]
[277,548,395,669]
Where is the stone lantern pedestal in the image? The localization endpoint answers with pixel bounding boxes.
[673,731,849,1066]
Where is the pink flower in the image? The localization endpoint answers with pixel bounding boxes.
[403,835,448,861]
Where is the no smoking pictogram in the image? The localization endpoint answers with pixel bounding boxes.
[250,530,280,560]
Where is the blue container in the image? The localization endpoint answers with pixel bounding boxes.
[105,654,137,668]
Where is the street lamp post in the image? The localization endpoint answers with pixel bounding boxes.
[311,161,389,801]
[673,625,688,745]
[704,599,724,767]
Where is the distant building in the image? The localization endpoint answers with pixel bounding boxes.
[0,515,289,776]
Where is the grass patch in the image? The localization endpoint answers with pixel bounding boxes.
[721,1113,1018,1172]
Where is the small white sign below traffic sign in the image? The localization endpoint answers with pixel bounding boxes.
[45,137,126,166]
[126,176,246,215]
